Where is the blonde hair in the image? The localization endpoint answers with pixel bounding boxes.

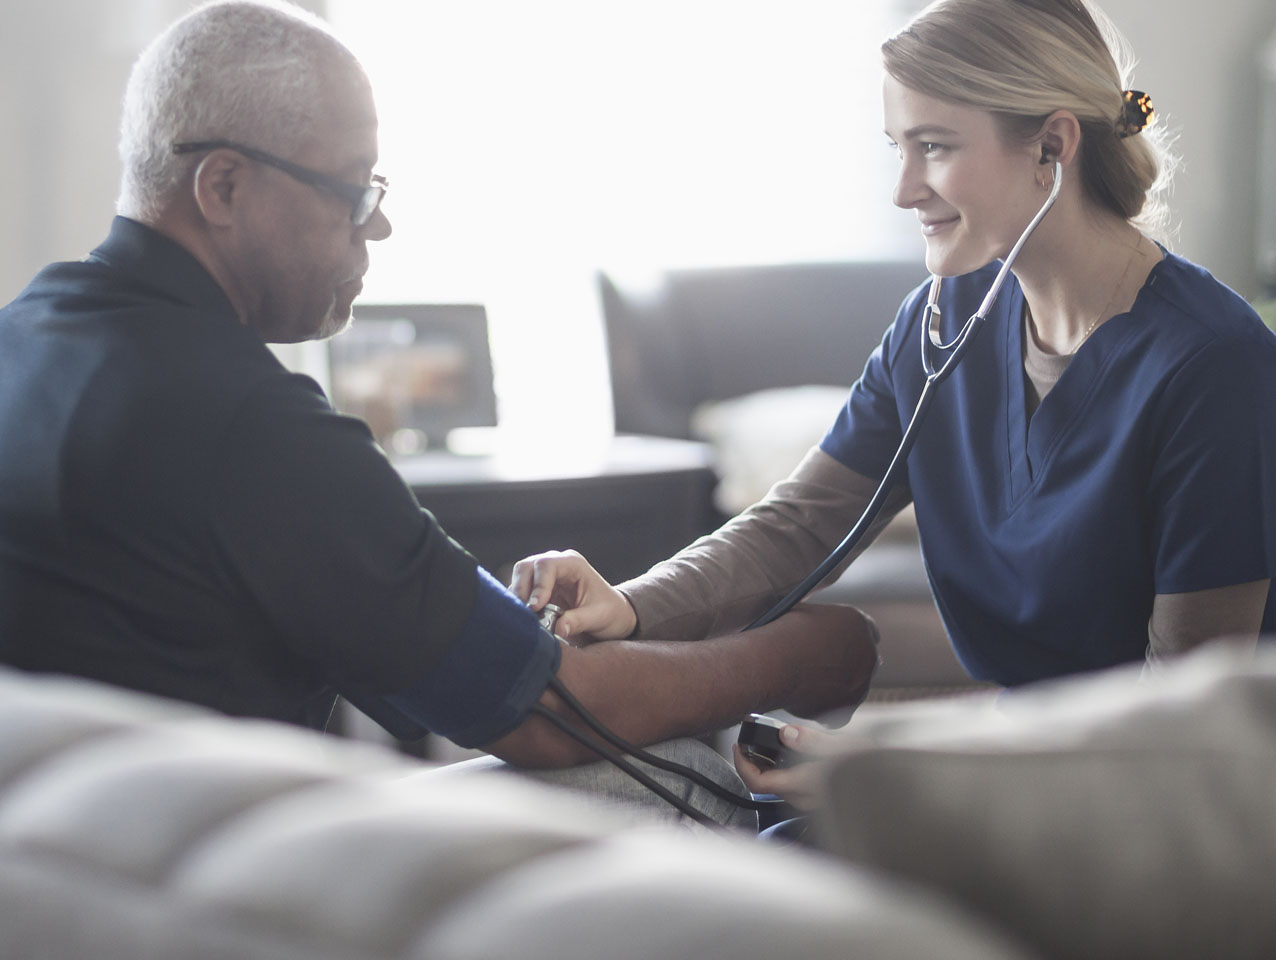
[882,0,1175,235]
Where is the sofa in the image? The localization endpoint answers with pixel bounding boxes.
[598,260,979,694]
[0,664,1029,960]
[817,637,1276,959]
[3,640,1274,959]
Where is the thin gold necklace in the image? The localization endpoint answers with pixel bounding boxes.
[1027,239,1142,355]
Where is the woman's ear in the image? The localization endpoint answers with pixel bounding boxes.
[1036,109,1082,167]
[190,150,243,227]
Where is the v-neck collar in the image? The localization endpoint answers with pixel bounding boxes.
[1002,255,1167,504]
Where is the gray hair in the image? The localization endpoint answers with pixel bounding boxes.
[117,0,363,221]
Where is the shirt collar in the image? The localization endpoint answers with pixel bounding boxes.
[88,216,240,323]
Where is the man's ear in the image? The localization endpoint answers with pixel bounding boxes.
[1036,110,1082,168]
[190,150,244,227]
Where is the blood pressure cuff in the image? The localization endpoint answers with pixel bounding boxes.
[374,565,561,748]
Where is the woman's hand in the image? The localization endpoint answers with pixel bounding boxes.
[732,722,841,811]
[509,549,638,642]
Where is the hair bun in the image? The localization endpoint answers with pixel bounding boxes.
[1115,89,1154,138]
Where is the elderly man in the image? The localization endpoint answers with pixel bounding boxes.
[0,0,876,826]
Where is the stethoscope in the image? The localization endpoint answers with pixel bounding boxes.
[746,159,1064,629]
[528,162,1066,826]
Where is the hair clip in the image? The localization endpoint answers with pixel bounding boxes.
[1115,89,1154,139]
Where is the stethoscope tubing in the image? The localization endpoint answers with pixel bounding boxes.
[746,160,1064,630]
[542,165,1066,825]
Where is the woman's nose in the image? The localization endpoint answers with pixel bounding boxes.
[892,159,928,210]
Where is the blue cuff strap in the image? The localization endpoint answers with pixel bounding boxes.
[384,566,560,748]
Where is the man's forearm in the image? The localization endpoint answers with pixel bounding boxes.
[486,603,878,768]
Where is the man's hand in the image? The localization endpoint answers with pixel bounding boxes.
[509,549,637,642]
[732,722,841,811]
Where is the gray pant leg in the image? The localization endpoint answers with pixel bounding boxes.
[437,738,759,833]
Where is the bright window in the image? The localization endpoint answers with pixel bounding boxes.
[329,1,921,442]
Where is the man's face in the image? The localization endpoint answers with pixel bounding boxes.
[230,63,392,343]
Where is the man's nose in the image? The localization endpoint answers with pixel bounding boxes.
[361,204,392,242]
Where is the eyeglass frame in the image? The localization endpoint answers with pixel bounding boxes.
[173,139,388,226]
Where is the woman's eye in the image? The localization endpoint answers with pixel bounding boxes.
[886,139,949,162]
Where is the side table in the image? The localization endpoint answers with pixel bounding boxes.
[393,434,720,583]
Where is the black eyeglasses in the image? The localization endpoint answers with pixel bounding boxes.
[173,140,388,226]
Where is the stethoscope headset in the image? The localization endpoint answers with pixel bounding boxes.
[532,160,1066,826]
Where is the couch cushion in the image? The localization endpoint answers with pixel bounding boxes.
[418,829,1038,960]
[816,641,1276,960]
[0,667,1039,960]
[690,385,850,514]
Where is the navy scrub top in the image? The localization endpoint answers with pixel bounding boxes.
[821,253,1276,686]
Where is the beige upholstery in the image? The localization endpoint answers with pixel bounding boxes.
[0,667,1034,960]
[817,640,1276,960]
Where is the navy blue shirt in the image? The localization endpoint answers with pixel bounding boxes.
[822,254,1276,685]
[0,217,557,745]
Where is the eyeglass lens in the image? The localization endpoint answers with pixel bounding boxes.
[353,182,387,226]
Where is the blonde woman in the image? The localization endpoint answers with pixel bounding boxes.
[513,0,1276,790]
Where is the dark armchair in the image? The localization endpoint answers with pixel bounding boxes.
[598,259,979,695]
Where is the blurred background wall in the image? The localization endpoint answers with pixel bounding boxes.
[2,0,1272,427]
